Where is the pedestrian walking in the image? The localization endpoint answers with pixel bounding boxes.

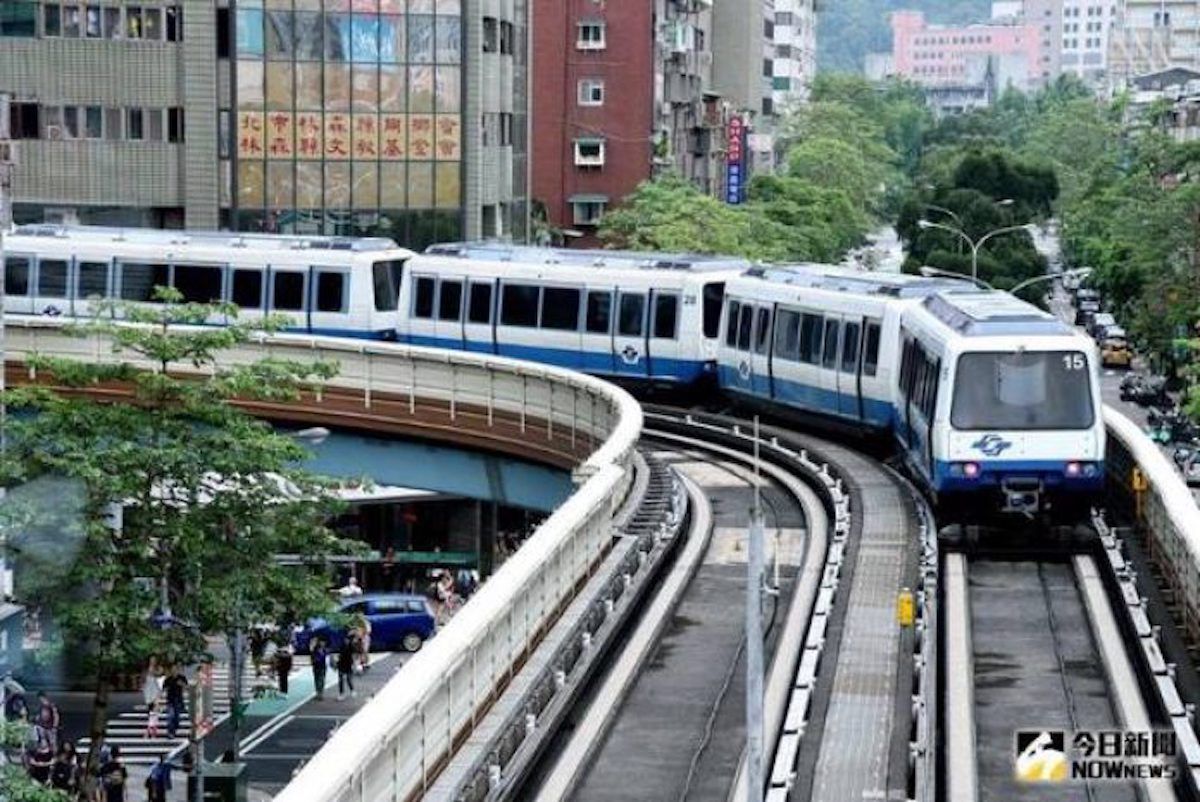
[26,734,53,784]
[336,636,356,700]
[162,667,188,740]
[144,755,171,802]
[99,745,127,802]
[49,741,78,793]
[311,638,329,700]
[34,691,60,751]
[352,613,371,673]
[274,643,293,695]
[145,698,162,739]
[250,628,267,677]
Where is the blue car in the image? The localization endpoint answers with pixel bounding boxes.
[293,593,437,654]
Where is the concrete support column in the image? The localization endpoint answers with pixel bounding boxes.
[182,0,220,228]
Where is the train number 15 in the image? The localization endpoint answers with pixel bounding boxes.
[1062,354,1086,371]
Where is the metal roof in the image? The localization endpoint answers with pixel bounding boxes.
[9,224,404,253]
[747,263,960,298]
[922,291,1075,337]
[423,241,751,272]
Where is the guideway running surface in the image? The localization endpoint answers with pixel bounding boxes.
[971,561,1134,802]
[568,450,807,802]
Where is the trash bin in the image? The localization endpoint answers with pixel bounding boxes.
[187,762,247,802]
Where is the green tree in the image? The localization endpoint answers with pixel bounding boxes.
[0,290,351,790]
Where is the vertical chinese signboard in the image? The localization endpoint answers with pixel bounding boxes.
[725,116,746,205]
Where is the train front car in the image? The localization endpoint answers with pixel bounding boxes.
[901,291,1105,521]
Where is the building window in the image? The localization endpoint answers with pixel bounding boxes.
[571,198,606,226]
[574,138,604,167]
[578,78,604,106]
[500,20,513,54]
[8,103,38,139]
[168,108,185,142]
[762,58,772,77]
[127,108,144,140]
[84,106,103,138]
[42,3,59,35]
[499,112,512,146]
[576,21,604,50]
[482,16,497,52]
[165,5,181,40]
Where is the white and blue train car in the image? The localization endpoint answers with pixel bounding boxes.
[897,291,1106,516]
[718,265,954,431]
[399,244,746,385]
[1,225,413,339]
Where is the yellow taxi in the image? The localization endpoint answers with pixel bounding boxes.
[1101,329,1132,368]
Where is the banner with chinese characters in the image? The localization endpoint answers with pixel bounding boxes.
[435,115,460,161]
[408,115,433,160]
[237,112,265,159]
[324,112,351,160]
[380,114,407,160]
[266,112,294,159]
[295,112,323,159]
[725,116,745,205]
[352,114,379,159]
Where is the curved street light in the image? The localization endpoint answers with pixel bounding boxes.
[916,218,1033,283]
[918,265,994,290]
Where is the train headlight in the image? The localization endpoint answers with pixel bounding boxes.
[1066,462,1099,478]
[951,462,981,479]
[1066,461,1082,477]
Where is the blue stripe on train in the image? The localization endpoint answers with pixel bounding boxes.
[717,365,893,430]
[932,459,1105,492]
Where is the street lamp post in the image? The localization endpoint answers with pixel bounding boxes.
[1009,268,1092,297]
[917,218,1032,284]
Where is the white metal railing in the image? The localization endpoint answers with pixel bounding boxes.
[3,317,644,802]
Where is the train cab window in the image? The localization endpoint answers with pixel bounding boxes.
[315,271,346,313]
[774,309,801,361]
[736,304,753,351]
[272,271,305,311]
[863,321,881,377]
[173,264,224,304]
[37,260,69,298]
[821,320,841,369]
[653,294,678,339]
[618,293,646,337]
[413,276,436,319]
[799,313,823,365]
[119,262,169,302]
[501,283,540,327]
[468,283,493,324]
[231,269,263,309]
[372,259,404,312]
[900,340,914,399]
[586,290,612,334]
[542,287,582,331]
[725,300,741,347]
[754,307,771,355]
[841,322,861,374]
[702,282,725,339]
[437,279,463,321]
[77,262,109,299]
[5,257,30,297]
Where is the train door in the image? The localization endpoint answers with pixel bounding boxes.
[728,300,756,395]
[464,279,497,354]
[33,256,71,316]
[751,304,773,397]
[4,253,36,316]
[819,315,843,415]
[539,285,584,370]
[434,275,466,349]
[612,288,649,379]
[647,290,682,380]
[407,273,439,346]
[308,266,352,337]
[838,317,863,420]
[581,288,615,374]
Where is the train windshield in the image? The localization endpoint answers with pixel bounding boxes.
[951,351,1094,431]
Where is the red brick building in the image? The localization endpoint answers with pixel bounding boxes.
[531,0,655,245]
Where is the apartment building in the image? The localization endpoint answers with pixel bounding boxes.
[891,10,1041,91]
[0,0,528,246]
[771,0,816,109]
[1111,1,1200,81]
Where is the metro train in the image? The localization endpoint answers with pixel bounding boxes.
[1,227,1104,518]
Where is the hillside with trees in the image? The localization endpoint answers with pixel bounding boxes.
[817,0,991,74]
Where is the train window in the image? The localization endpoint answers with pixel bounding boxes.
[774,309,801,361]
[468,282,493,324]
[413,276,436,319]
[725,300,741,348]
[272,271,305,311]
[899,340,914,399]
[821,320,840,369]
[736,304,753,351]
[315,272,346,313]
[372,259,404,312]
[37,260,68,298]
[799,313,823,365]
[5,257,30,297]
[586,290,612,334]
[653,294,678,339]
[952,351,1095,430]
[754,307,771,355]
[231,269,263,309]
[77,262,109,299]
[925,359,941,420]
[173,264,223,304]
[119,262,169,302]
[542,287,582,331]
[438,280,463,321]
[841,322,861,374]
[863,321,881,377]
[501,283,540,327]
[702,282,725,339]
[618,293,646,337]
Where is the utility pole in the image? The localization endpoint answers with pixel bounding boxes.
[0,92,13,600]
[746,417,765,802]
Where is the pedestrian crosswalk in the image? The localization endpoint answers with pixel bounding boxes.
[78,657,316,766]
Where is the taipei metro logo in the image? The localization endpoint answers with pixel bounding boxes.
[972,434,1013,457]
